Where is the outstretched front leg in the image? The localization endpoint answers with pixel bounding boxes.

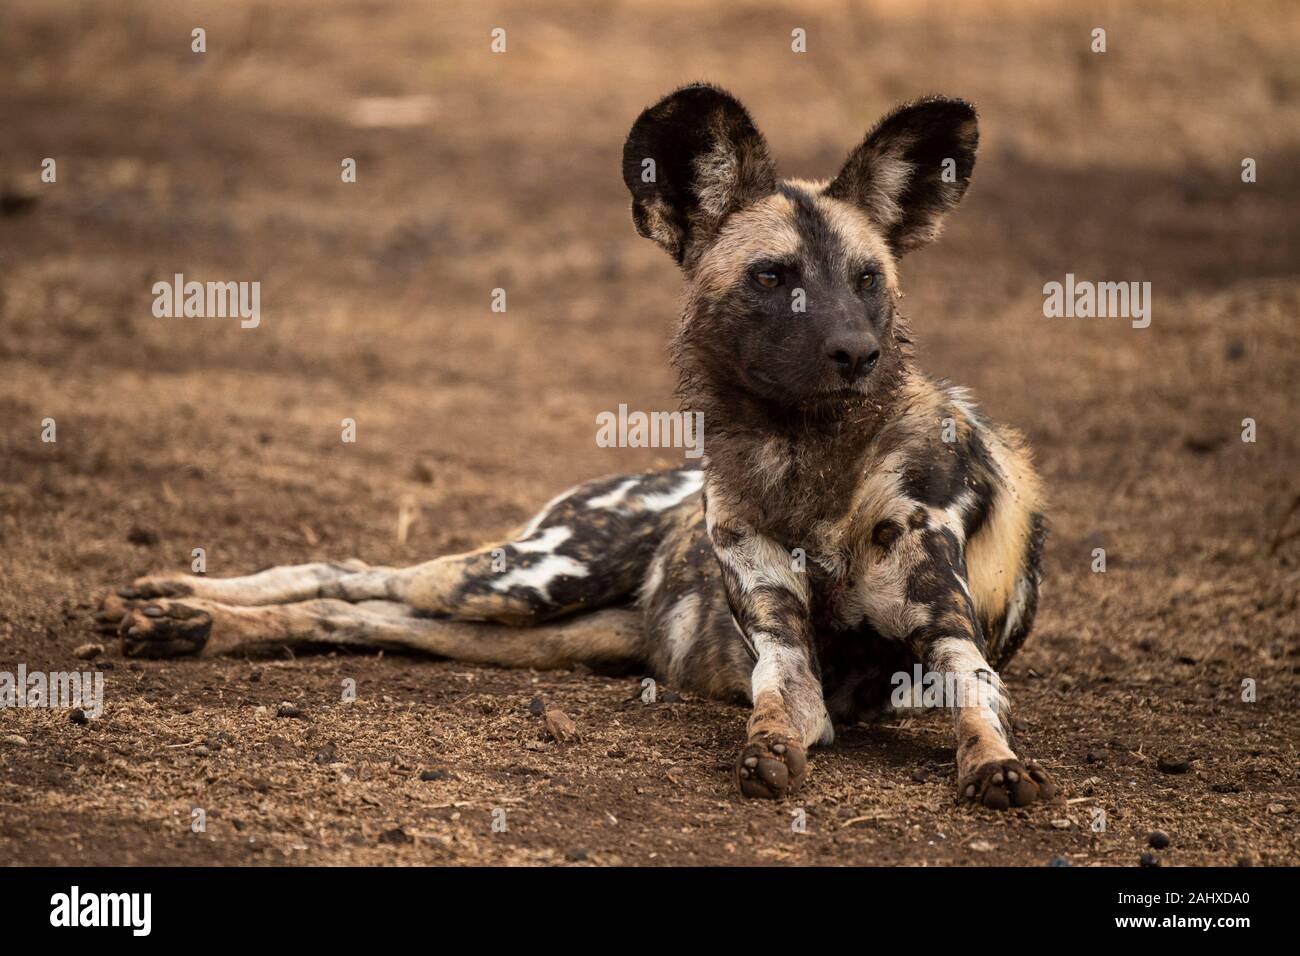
[706,487,832,799]
[874,510,1057,809]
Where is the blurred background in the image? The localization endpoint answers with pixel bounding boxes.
[0,0,1297,865]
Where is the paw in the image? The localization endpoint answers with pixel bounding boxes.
[959,758,1056,810]
[735,735,807,799]
[117,600,213,658]
[93,590,133,635]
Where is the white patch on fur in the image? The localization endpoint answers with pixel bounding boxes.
[862,131,917,228]
[930,636,1008,739]
[636,470,703,511]
[514,525,572,554]
[749,639,800,697]
[748,437,792,493]
[693,138,740,221]
[934,496,972,543]
[499,526,589,601]
[663,593,701,674]
[492,554,589,602]
[585,479,639,511]
[494,525,586,602]
[1002,572,1035,642]
[749,638,834,746]
[640,551,667,606]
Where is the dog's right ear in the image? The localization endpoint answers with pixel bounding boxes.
[622,84,777,266]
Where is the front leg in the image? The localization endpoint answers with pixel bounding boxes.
[708,502,832,799]
[888,516,1057,809]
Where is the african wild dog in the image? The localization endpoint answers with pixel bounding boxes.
[97,84,1056,809]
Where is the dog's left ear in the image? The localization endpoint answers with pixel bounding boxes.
[622,84,777,266]
[826,97,978,256]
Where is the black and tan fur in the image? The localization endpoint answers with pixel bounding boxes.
[97,84,1056,809]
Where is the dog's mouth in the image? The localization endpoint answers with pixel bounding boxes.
[743,368,871,422]
[801,385,869,414]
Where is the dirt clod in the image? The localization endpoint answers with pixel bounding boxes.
[126,526,159,546]
[543,709,579,742]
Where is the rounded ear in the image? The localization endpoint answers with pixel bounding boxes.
[622,83,777,266]
[826,97,978,256]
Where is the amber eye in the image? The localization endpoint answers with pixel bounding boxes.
[859,271,878,291]
[754,270,781,289]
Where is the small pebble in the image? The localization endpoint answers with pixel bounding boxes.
[420,769,453,781]
[73,642,104,660]
[1050,818,1072,830]
[1139,852,1161,868]
[1147,830,1170,849]
[127,526,159,546]
[543,708,578,742]
[564,847,589,862]
[968,840,994,853]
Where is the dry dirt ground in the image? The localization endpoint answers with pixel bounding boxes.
[1,0,1298,867]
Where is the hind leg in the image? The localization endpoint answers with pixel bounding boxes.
[97,468,701,660]
[372,467,704,624]
[102,469,701,625]
[102,595,643,668]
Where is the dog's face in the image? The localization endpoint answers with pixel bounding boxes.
[622,84,978,416]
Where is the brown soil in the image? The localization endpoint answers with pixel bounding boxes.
[1,0,1298,866]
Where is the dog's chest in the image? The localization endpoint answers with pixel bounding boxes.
[802,541,918,716]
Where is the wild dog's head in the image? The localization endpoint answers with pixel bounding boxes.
[623,83,977,423]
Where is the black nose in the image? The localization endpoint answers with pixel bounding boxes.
[826,336,881,381]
